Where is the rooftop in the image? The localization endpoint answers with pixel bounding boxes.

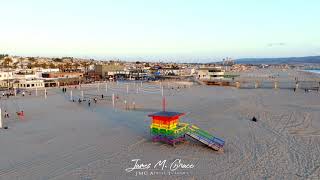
[148,111,185,117]
[198,67,222,70]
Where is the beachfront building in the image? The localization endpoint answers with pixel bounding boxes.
[105,70,129,80]
[42,72,83,79]
[0,71,14,88]
[84,72,100,82]
[126,69,148,80]
[34,68,60,78]
[95,63,124,79]
[177,67,195,76]
[42,72,83,86]
[13,79,45,89]
[14,70,37,80]
[158,67,182,76]
[197,67,225,80]
[0,71,14,81]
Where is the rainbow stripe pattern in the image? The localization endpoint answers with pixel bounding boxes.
[149,111,187,146]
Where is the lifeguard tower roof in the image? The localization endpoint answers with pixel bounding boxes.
[148,111,185,118]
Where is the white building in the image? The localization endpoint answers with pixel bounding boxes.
[0,71,14,81]
[197,67,225,80]
[34,68,60,78]
[14,74,37,80]
[0,71,14,88]
[14,70,36,80]
[158,68,181,76]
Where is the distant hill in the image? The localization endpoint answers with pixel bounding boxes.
[235,56,320,64]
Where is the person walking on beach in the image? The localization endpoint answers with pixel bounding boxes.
[94,98,97,103]
[4,110,9,118]
[20,110,24,120]
[88,99,91,107]
[16,110,24,120]
[101,94,104,99]
[22,91,25,96]
[78,98,82,103]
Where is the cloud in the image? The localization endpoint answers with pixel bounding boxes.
[267,42,286,47]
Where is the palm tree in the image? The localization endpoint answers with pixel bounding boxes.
[65,62,72,71]
[18,57,24,69]
[0,54,8,60]
[2,57,13,68]
[27,63,32,69]
[57,64,65,71]
[49,62,56,68]
[33,61,41,68]
[27,57,36,63]
[73,62,80,71]
[40,63,48,69]
[53,58,63,63]
[12,62,19,69]
[80,61,89,73]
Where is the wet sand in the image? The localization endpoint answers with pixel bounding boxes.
[0,80,320,179]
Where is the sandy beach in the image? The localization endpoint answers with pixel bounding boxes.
[2,0,320,178]
[0,76,320,179]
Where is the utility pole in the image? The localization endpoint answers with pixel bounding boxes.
[112,93,115,108]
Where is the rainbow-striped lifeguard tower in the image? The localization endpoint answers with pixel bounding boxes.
[148,101,225,152]
[149,111,188,146]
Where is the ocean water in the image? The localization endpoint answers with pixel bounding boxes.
[303,70,320,74]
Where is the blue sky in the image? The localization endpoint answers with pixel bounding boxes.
[0,0,319,62]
